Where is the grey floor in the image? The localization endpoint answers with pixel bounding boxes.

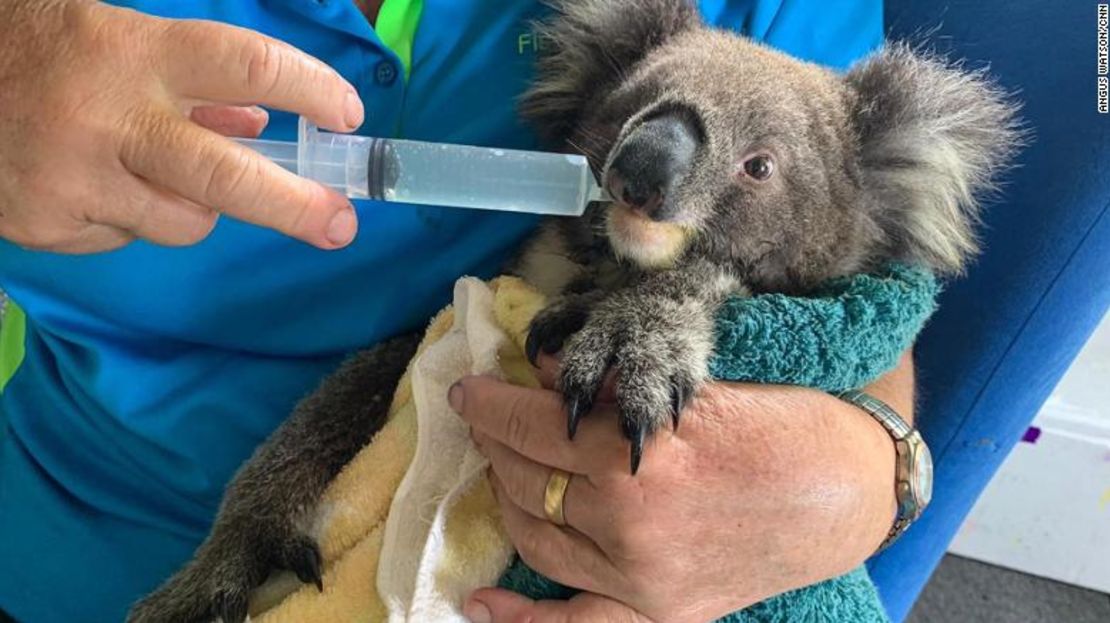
[908,555,1110,623]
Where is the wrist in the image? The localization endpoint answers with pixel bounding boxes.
[839,396,901,555]
[851,351,915,550]
[839,356,929,554]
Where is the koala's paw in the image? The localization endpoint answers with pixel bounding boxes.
[127,528,322,623]
[525,296,592,366]
[557,299,712,474]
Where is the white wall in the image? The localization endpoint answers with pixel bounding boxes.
[949,312,1110,592]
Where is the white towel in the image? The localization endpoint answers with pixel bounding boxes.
[377,277,516,622]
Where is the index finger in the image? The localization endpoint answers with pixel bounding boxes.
[449,376,623,474]
[121,113,357,249]
[158,19,363,132]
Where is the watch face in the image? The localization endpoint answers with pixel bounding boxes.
[913,441,934,508]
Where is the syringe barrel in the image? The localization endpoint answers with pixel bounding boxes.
[236,118,597,216]
[299,117,592,216]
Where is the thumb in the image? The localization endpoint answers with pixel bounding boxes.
[464,588,654,623]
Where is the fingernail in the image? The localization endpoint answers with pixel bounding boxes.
[463,599,492,623]
[448,381,464,412]
[326,208,357,247]
[344,90,364,129]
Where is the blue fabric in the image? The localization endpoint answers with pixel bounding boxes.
[0,1,883,621]
[868,2,1110,621]
[501,264,943,622]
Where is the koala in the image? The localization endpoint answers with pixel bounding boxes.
[129,0,1020,620]
[514,0,1019,472]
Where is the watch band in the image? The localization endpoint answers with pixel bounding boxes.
[835,388,931,553]
[880,517,914,552]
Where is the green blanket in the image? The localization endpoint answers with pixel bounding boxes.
[499,263,941,622]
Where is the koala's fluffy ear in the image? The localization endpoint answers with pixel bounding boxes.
[521,0,700,142]
[846,44,1023,275]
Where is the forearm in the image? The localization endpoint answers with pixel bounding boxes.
[862,349,916,425]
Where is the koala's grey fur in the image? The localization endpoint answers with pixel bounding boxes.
[846,45,1020,273]
[130,1,1021,620]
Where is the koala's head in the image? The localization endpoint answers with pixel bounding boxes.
[522,0,1022,292]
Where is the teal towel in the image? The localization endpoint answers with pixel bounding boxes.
[499,563,887,623]
[498,264,940,622]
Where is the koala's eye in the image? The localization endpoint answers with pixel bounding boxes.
[740,153,775,182]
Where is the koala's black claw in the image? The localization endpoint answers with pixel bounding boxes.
[670,388,685,430]
[525,318,573,367]
[670,380,695,430]
[215,589,249,623]
[525,329,543,367]
[288,541,324,592]
[630,431,645,476]
[528,302,592,367]
[541,330,569,357]
[565,394,592,440]
[622,418,647,475]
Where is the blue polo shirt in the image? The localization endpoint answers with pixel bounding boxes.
[0,2,881,621]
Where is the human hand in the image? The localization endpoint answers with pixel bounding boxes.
[448,353,913,623]
[0,0,364,253]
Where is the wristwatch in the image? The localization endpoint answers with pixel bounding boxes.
[836,389,933,552]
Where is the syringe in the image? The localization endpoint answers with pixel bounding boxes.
[235,117,607,217]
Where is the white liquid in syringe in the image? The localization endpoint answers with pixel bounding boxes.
[376,140,600,216]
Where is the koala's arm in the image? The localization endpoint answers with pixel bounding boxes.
[129,332,421,623]
[531,259,745,473]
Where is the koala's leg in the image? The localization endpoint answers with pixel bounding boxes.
[128,332,421,623]
[555,261,747,474]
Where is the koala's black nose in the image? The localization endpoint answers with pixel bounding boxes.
[606,114,699,221]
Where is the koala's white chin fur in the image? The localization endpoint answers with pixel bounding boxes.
[606,204,691,268]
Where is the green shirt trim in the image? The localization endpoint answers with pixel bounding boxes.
[376,0,425,78]
[0,300,26,394]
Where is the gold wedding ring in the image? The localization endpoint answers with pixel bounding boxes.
[543,468,572,526]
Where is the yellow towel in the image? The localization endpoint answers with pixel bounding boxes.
[250,276,547,622]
